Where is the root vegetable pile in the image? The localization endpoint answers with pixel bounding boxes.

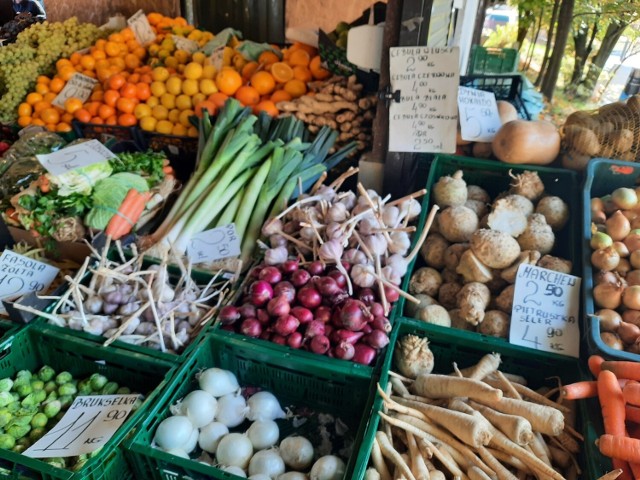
[369,335,582,479]
[410,169,571,339]
[153,367,350,479]
[590,186,640,354]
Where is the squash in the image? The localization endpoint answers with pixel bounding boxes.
[492,120,560,165]
[496,101,518,124]
[472,142,493,158]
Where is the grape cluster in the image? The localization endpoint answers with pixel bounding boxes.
[0,17,106,123]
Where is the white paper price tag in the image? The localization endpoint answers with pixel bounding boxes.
[209,46,225,71]
[172,35,199,54]
[457,86,503,142]
[0,250,59,313]
[127,10,156,46]
[388,46,459,153]
[52,73,98,109]
[36,139,116,176]
[509,264,581,358]
[187,223,241,264]
[24,394,140,458]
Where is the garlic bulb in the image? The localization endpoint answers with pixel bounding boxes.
[385,254,408,277]
[265,247,288,265]
[400,198,421,221]
[352,264,376,288]
[388,231,411,256]
[327,203,348,223]
[364,234,388,257]
[382,205,400,227]
[343,249,369,266]
[382,266,401,285]
[262,218,283,237]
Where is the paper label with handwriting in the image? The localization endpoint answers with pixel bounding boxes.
[36,139,116,175]
[24,394,140,458]
[187,223,241,264]
[0,250,59,313]
[127,10,156,46]
[509,264,581,358]
[388,46,459,153]
[457,86,502,142]
[172,35,199,54]
[52,73,98,109]
[209,46,225,71]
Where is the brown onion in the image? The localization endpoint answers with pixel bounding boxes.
[593,281,624,309]
[618,321,640,344]
[594,211,607,224]
[613,241,630,258]
[596,309,622,332]
[631,218,640,230]
[628,341,640,354]
[624,285,640,310]
[631,251,640,269]
[601,332,624,350]
[623,309,640,327]
[615,258,632,276]
[623,210,639,221]
[591,197,604,217]
[595,271,619,286]
[592,247,620,271]
[606,211,631,241]
[625,230,640,251]
[612,187,638,210]
[627,270,640,286]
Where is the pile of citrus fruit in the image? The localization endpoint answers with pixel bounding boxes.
[16,13,332,138]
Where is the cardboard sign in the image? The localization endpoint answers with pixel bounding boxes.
[457,86,502,142]
[388,46,459,153]
[172,35,199,54]
[127,10,156,46]
[36,139,116,176]
[187,223,241,264]
[24,394,140,458]
[52,73,98,109]
[509,264,581,358]
[0,251,59,314]
[209,46,225,71]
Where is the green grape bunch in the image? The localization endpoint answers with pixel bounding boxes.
[0,17,107,124]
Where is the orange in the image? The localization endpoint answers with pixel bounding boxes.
[251,71,276,95]
[49,78,65,94]
[85,102,100,116]
[215,69,242,96]
[35,83,49,95]
[202,65,216,80]
[90,90,104,102]
[187,126,198,137]
[56,58,72,71]
[98,104,115,120]
[147,12,163,25]
[64,98,83,114]
[168,109,181,123]
[309,56,330,80]
[150,81,167,97]
[56,123,72,133]
[258,50,279,66]
[36,75,50,85]
[118,113,137,127]
[105,115,118,126]
[292,66,312,82]
[172,124,187,136]
[283,79,306,98]
[43,92,57,103]
[105,41,121,57]
[270,90,292,103]
[271,62,293,83]
[33,101,52,114]
[41,108,60,125]
[59,67,76,82]
[80,55,95,71]
[128,73,140,84]
[31,118,45,126]
[74,108,91,123]
[61,113,73,124]
[175,94,192,111]
[146,96,160,108]
[288,49,310,67]
[160,93,176,109]
[116,97,136,114]
[45,124,57,132]
[184,62,203,80]
[18,103,32,117]
[166,77,182,96]
[208,92,229,108]
[120,83,138,99]
[192,93,206,107]
[195,100,217,118]
[234,86,260,107]
[90,116,104,124]
[254,100,278,117]
[178,109,194,127]
[26,92,43,105]
[108,74,126,91]
[17,116,31,127]
[104,90,120,107]
[91,49,107,61]
[124,54,141,70]
[135,83,151,101]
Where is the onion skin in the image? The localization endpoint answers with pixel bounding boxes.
[631,251,640,269]
[615,258,632,276]
[240,318,263,338]
[627,270,640,286]
[290,306,313,324]
[624,230,640,252]
[591,247,620,271]
[595,271,619,286]
[613,241,630,258]
[310,335,331,354]
[606,210,631,241]
[286,332,303,349]
[601,332,624,350]
[591,232,613,250]
[612,187,638,210]
[596,309,622,332]
[618,321,640,344]
[593,282,624,309]
[623,285,640,310]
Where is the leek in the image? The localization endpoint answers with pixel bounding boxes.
[232,158,272,240]
[215,190,243,228]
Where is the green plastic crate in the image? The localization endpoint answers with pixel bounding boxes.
[397,154,581,359]
[352,317,604,479]
[0,319,20,344]
[125,330,378,480]
[0,324,173,480]
[468,46,519,75]
[582,158,640,362]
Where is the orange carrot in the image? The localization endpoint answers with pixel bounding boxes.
[624,383,640,407]
[38,175,50,193]
[627,405,640,424]
[600,370,634,480]
[590,355,606,377]
[105,189,150,239]
[602,361,640,381]
[562,381,598,400]
[599,434,640,463]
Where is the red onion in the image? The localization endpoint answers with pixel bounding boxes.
[240,318,262,337]
[249,281,273,306]
[267,295,291,317]
[384,286,400,303]
[334,341,355,360]
[259,331,271,340]
[324,324,334,337]
[259,266,282,284]
[291,306,313,324]
[274,315,300,336]
[287,332,303,349]
[310,335,331,354]
[291,269,311,287]
[339,299,368,331]
[365,330,390,349]
[331,329,364,345]
[238,303,257,319]
[271,334,287,345]
[370,303,385,318]
[353,344,376,365]
[305,320,326,339]
[297,286,322,309]
[282,260,299,273]
[221,324,235,332]
[249,265,263,279]
[273,281,296,303]
[315,276,341,296]
[325,292,350,307]
[357,288,376,306]
[314,306,332,324]
[256,309,270,325]
[307,261,325,276]
[341,260,352,273]
[372,316,392,333]
[219,305,240,325]
[328,270,347,289]
[362,324,372,334]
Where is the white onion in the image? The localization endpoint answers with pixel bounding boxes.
[247,420,280,450]
[183,426,199,454]
[216,433,253,469]
[278,473,309,480]
[154,415,194,450]
[198,421,229,453]
[165,448,190,459]
[247,391,286,422]
[221,465,247,477]
[216,393,248,427]
[197,368,239,397]
[248,449,286,478]
[310,456,345,480]
[280,436,314,470]
[178,390,217,428]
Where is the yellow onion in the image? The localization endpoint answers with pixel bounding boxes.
[593,281,624,309]
[595,271,619,286]
[623,285,640,310]
[632,218,640,230]
[626,270,640,286]
[624,229,640,252]
[601,332,624,350]
[594,211,607,224]
[591,247,620,272]
[595,309,622,332]
[618,321,640,344]
[613,241,630,257]
[623,210,639,221]
[606,211,631,241]
[602,195,618,215]
[591,197,605,217]
[612,187,639,210]
[615,258,631,276]
[623,309,640,327]
[631,251,640,269]
[591,232,613,250]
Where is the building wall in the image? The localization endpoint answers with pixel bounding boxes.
[286,0,385,32]
[44,0,179,26]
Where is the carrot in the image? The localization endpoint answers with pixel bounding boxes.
[38,175,50,193]
[627,405,640,424]
[562,380,598,400]
[412,374,503,403]
[599,434,640,463]
[599,370,627,436]
[602,360,640,381]
[589,355,606,377]
[624,383,640,407]
[105,189,151,239]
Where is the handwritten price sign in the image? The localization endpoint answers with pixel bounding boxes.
[509,264,581,358]
[187,223,241,264]
[172,35,199,54]
[0,251,59,314]
[24,394,140,458]
[127,10,156,46]
[52,73,98,109]
[36,139,116,175]
[457,87,502,142]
